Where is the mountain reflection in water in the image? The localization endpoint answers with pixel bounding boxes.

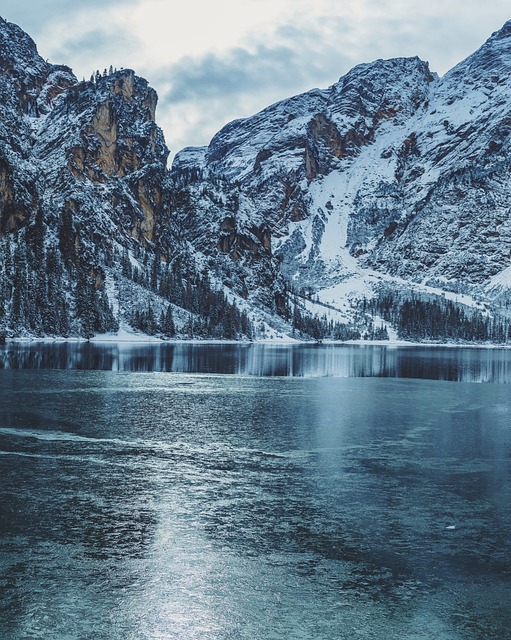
[1,342,511,382]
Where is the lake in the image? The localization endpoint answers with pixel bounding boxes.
[0,343,510,639]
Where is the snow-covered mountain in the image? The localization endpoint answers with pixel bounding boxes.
[2,16,511,342]
[0,17,256,339]
[167,19,511,340]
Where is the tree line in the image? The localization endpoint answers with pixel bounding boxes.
[0,208,117,338]
[368,291,511,343]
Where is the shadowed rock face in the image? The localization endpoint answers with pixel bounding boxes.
[0,18,76,234]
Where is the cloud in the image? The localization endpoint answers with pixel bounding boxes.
[155,25,356,157]
[151,2,511,158]
[164,47,319,105]
[49,27,139,74]
[1,0,135,35]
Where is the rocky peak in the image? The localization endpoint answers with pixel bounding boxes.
[204,88,330,179]
[0,16,46,77]
[490,18,511,41]
[191,57,436,191]
[330,56,435,125]
[0,16,71,117]
[91,69,159,123]
[35,68,168,185]
[444,18,511,85]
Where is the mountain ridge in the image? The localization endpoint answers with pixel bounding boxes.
[2,16,511,343]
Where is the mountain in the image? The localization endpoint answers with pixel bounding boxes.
[169,20,511,341]
[1,16,511,342]
[0,17,256,340]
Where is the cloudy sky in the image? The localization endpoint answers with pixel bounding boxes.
[2,1,510,160]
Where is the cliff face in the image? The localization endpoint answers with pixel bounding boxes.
[33,68,169,245]
[0,19,73,235]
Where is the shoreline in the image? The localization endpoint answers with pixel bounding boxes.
[3,335,511,350]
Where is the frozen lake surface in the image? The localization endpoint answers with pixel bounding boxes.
[0,344,510,638]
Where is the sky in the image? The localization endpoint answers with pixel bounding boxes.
[2,0,510,161]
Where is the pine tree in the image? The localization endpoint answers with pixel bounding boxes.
[150,252,160,290]
[11,240,28,330]
[59,207,74,267]
[145,303,156,335]
[121,247,132,278]
[162,304,175,337]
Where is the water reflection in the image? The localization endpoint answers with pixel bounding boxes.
[1,342,511,381]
